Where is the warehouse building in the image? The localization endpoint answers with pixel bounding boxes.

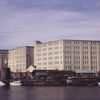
[34,40,100,72]
[8,46,34,73]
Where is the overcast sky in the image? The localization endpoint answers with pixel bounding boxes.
[0,0,100,49]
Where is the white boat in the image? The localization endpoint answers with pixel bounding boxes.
[98,82,100,86]
[10,80,22,86]
[66,77,73,84]
[0,81,5,86]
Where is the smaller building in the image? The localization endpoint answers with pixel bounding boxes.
[75,70,96,78]
[34,70,75,77]
[26,65,36,73]
[8,46,34,73]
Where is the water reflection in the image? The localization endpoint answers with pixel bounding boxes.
[0,86,100,100]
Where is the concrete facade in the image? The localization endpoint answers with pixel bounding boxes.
[34,40,64,70]
[34,40,100,72]
[8,46,34,72]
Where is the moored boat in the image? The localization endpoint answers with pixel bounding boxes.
[0,81,5,86]
[10,80,22,86]
[66,76,98,86]
[98,82,100,86]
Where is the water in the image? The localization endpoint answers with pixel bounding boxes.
[0,86,100,100]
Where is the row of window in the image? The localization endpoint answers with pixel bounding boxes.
[37,61,97,65]
[74,46,80,49]
[37,61,63,65]
[74,51,80,54]
[37,56,62,60]
[65,61,71,64]
[37,45,100,53]
[65,56,90,59]
[65,66,72,69]
[38,45,97,51]
[91,52,97,55]
[37,41,62,47]
[64,41,71,44]
[37,56,98,61]
[91,61,97,64]
[9,51,26,56]
[91,56,97,59]
[65,56,71,59]
[83,56,88,59]
[82,61,88,64]
[15,68,26,72]
[9,60,26,64]
[37,46,62,52]
[65,61,98,65]
[37,51,99,56]
[37,52,62,56]
[65,51,71,54]
[38,46,97,52]
[65,41,89,45]
[65,41,90,45]
[91,66,97,69]
[82,46,88,49]
[11,64,26,68]
[65,65,97,70]
[74,61,80,64]
[65,46,71,49]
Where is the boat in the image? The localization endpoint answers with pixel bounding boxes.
[66,76,73,85]
[66,76,98,86]
[0,81,5,86]
[10,80,22,86]
[98,82,100,86]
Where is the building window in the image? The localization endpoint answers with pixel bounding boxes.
[54,61,59,64]
[48,52,53,55]
[38,63,41,65]
[48,47,53,50]
[37,49,41,52]
[43,57,47,60]
[43,48,47,51]
[48,43,53,46]
[48,62,53,65]
[54,42,59,45]
[54,47,59,49]
[48,57,53,60]
[43,53,47,56]
[54,52,59,54]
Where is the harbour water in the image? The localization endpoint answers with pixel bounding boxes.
[0,86,100,100]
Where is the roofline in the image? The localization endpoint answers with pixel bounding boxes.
[62,39,100,42]
[9,46,34,50]
[35,39,100,44]
[0,49,8,51]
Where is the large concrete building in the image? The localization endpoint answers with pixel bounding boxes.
[8,46,34,73]
[0,50,8,78]
[34,40,100,72]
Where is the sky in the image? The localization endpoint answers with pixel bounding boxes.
[0,0,100,49]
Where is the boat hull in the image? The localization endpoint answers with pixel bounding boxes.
[0,81,5,86]
[10,81,22,86]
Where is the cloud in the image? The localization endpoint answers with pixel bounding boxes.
[0,35,5,41]
[96,1,100,7]
[0,0,100,49]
